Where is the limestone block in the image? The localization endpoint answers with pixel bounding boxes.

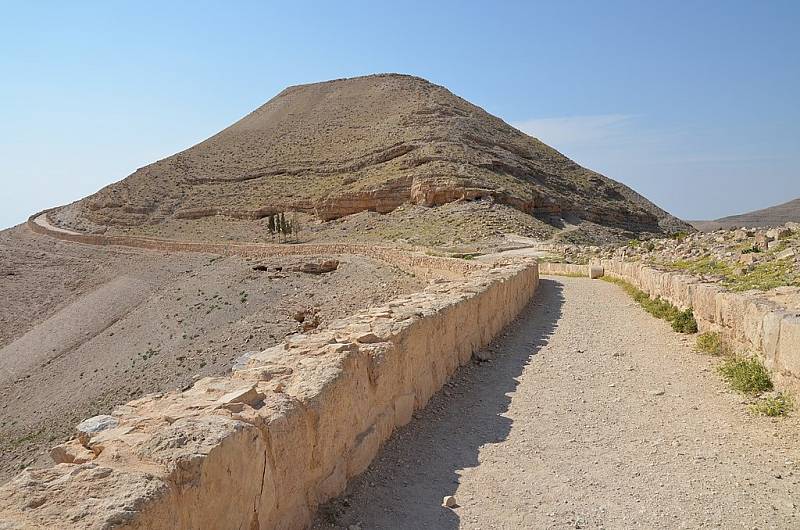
[776,316,800,377]
[215,385,264,407]
[761,310,785,367]
[692,284,721,324]
[76,415,118,445]
[49,439,95,464]
[589,266,604,279]
[346,409,393,478]
[743,300,771,353]
[315,457,346,505]
[393,393,415,427]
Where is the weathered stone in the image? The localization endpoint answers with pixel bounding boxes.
[739,253,759,265]
[755,232,772,251]
[76,415,118,445]
[216,385,264,407]
[290,259,339,274]
[767,228,792,240]
[442,495,458,508]
[589,266,604,279]
[355,332,382,344]
[393,393,415,428]
[776,248,796,260]
[49,439,95,464]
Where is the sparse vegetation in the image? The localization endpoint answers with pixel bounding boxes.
[629,239,655,251]
[723,259,800,292]
[749,393,793,417]
[670,256,732,277]
[695,332,728,356]
[672,309,698,333]
[138,348,160,361]
[602,276,696,333]
[718,356,773,394]
[665,255,800,291]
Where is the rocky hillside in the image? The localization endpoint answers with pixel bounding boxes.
[691,197,800,232]
[568,222,800,295]
[51,74,689,244]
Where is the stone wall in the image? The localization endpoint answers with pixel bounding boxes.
[538,262,604,279]
[0,243,539,528]
[597,260,800,391]
[538,262,591,276]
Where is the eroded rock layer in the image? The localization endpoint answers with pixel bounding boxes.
[54,74,688,238]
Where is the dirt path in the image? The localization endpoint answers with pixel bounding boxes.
[315,277,800,529]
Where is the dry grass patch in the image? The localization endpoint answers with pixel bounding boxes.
[602,276,697,333]
[718,356,773,395]
[749,393,793,417]
[695,332,729,356]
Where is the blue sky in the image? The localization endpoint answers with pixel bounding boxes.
[1,0,798,229]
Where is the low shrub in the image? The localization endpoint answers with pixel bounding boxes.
[718,356,773,394]
[603,276,696,333]
[749,393,793,417]
[672,309,698,333]
[723,259,800,292]
[695,332,728,356]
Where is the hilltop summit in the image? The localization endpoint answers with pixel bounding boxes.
[51,74,689,244]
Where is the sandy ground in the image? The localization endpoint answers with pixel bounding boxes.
[0,226,422,482]
[314,277,800,529]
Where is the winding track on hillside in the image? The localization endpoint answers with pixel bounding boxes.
[314,277,800,529]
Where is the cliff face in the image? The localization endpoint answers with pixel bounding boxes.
[60,74,689,239]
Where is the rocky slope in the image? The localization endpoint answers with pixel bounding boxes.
[561,222,800,301]
[0,226,423,482]
[691,197,800,231]
[51,74,689,244]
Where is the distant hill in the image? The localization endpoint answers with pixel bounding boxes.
[691,197,800,231]
[49,73,690,245]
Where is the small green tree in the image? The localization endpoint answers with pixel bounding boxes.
[279,212,286,242]
[267,214,276,240]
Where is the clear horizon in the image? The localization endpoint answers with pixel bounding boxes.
[1,1,798,229]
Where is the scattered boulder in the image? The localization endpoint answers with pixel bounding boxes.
[442,495,458,508]
[589,266,604,279]
[291,307,321,331]
[76,415,118,445]
[290,259,339,274]
[50,439,95,464]
[215,385,264,407]
[755,232,772,252]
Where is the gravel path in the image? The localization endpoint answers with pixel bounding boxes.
[314,277,800,529]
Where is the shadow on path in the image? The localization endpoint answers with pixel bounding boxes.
[314,279,565,529]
